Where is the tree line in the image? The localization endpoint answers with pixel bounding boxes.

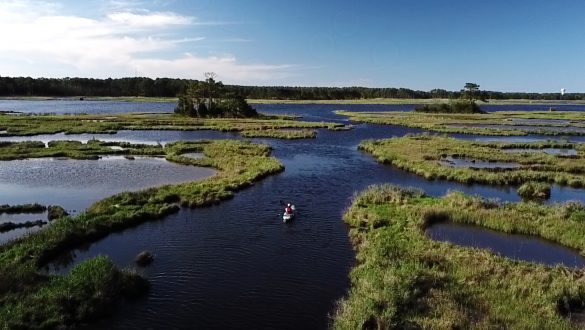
[0,76,582,100]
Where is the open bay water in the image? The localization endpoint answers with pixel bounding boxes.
[2,99,585,116]
[1,101,585,329]
[0,99,176,114]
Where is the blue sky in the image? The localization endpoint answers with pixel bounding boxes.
[0,0,583,92]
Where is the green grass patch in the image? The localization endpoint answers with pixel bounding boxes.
[337,110,585,136]
[334,184,585,329]
[0,139,164,160]
[359,135,585,195]
[240,128,317,139]
[0,256,148,329]
[0,112,340,138]
[518,181,552,201]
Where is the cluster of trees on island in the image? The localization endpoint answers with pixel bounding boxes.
[0,75,582,101]
[414,83,485,114]
[174,73,257,117]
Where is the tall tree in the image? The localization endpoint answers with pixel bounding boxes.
[462,82,482,103]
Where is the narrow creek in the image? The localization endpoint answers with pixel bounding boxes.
[2,104,585,329]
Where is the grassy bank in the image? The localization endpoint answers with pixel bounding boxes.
[0,139,283,328]
[0,112,347,137]
[338,110,585,136]
[240,128,317,139]
[359,135,585,196]
[334,184,585,329]
[0,140,164,160]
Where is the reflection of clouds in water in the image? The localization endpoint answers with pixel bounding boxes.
[427,222,585,268]
[0,226,42,245]
[0,157,215,210]
[0,212,47,224]
[503,148,577,156]
[0,130,239,146]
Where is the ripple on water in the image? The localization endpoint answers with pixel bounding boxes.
[0,156,216,211]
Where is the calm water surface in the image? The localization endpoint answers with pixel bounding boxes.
[1,102,585,329]
[0,156,215,211]
[427,222,585,268]
[439,156,520,169]
[3,99,584,116]
[0,99,175,114]
[503,148,578,155]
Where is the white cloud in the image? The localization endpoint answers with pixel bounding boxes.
[0,0,294,84]
[107,11,192,27]
[133,54,295,81]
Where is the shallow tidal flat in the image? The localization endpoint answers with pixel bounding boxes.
[334,185,585,329]
[336,110,585,136]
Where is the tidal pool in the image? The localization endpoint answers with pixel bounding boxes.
[0,156,216,212]
[502,148,578,156]
[509,118,571,125]
[426,222,585,268]
[449,123,585,134]
[439,156,520,169]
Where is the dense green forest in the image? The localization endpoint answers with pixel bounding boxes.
[0,76,582,100]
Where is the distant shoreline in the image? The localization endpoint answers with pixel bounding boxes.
[1,96,585,106]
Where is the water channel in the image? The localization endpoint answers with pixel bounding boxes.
[1,102,585,329]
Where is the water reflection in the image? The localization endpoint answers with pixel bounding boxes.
[502,148,577,156]
[439,156,520,169]
[426,222,585,268]
[0,156,216,211]
[0,130,239,145]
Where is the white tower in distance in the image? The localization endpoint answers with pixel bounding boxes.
[561,88,566,95]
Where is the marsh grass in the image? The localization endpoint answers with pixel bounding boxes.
[359,135,585,194]
[518,181,552,201]
[240,128,317,139]
[337,110,585,136]
[0,139,283,328]
[0,256,148,329]
[0,139,164,160]
[0,112,341,138]
[334,184,585,329]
